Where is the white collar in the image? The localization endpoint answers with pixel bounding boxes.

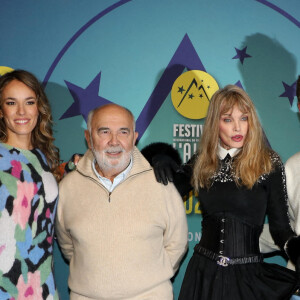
[218,144,241,160]
[92,157,133,192]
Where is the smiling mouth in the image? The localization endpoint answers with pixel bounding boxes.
[105,149,124,157]
[232,135,243,142]
[105,152,123,161]
[15,119,30,124]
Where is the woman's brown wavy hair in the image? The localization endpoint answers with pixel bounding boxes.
[0,70,61,181]
[193,85,272,190]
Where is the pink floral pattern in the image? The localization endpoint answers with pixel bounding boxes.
[11,160,22,179]
[0,143,59,299]
[16,271,43,300]
[13,181,37,230]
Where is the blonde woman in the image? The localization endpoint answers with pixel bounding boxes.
[145,85,300,299]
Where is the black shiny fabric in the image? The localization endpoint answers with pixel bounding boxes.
[199,215,261,257]
[179,252,296,300]
[178,154,298,300]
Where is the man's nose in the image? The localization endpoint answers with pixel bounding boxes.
[109,133,119,145]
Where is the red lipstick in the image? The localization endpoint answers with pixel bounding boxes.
[232,135,243,142]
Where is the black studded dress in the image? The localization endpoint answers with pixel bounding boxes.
[178,150,298,300]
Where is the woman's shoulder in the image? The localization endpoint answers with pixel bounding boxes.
[0,142,9,151]
[268,149,282,165]
[0,142,20,160]
[264,150,285,179]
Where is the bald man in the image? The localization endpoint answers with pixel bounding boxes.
[55,104,188,300]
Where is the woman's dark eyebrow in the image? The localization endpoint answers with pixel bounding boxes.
[4,96,36,100]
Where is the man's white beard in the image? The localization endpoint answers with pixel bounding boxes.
[92,145,132,175]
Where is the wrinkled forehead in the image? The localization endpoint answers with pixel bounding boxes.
[91,107,134,131]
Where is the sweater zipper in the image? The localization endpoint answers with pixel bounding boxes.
[107,168,151,202]
[77,167,152,203]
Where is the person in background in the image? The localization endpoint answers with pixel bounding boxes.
[55,104,188,300]
[0,70,61,299]
[260,76,300,273]
[145,85,300,299]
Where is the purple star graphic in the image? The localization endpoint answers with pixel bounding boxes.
[59,35,259,142]
[60,34,204,135]
[60,72,113,122]
[279,81,297,106]
[232,47,252,64]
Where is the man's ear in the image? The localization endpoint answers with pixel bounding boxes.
[298,102,300,114]
[85,130,92,149]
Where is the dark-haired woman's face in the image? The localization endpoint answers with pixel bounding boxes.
[0,80,38,148]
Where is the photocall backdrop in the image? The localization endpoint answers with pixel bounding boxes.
[1,0,300,298]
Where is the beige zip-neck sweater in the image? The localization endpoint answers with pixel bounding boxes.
[56,147,188,299]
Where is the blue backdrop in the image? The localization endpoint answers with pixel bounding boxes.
[1,1,300,298]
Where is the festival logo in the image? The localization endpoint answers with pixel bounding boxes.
[171,70,219,119]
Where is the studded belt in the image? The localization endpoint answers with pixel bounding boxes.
[194,244,263,267]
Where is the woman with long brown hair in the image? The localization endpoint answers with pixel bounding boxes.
[0,70,60,299]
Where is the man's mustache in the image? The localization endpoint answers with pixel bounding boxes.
[104,147,125,154]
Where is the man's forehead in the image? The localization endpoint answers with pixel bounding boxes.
[92,111,133,129]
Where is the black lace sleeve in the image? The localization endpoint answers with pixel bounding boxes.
[173,155,195,197]
[267,152,295,249]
